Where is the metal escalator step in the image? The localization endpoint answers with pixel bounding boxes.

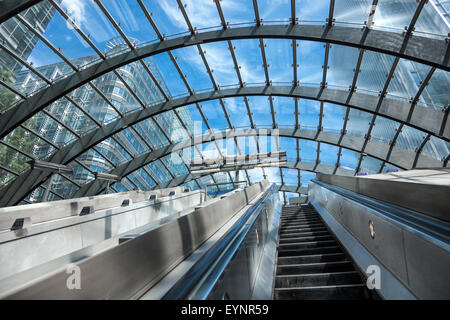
[276,253,347,265]
[279,230,330,238]
[280,226,328,234]
[275,271,363,288]
[274,284,370,300]
[276,261,354,275]
[278,240,337,250]
[277,246,342,257]
[279,235,333,243]
[281,217,321,224]
[280,222,324,229]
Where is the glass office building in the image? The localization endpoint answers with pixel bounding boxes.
[0,0,448,206]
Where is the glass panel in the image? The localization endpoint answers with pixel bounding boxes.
[220,0,254,26]
[259,0,290,22]
[387,59,430,101]
[359,156,383,175]
[327,44,359,89]
[250,96,272,128]
[91,71,141,114]
[60,0,121,54]
[414,0,450,37]
[3,127,55,160]
[171,45,213,92]
[299,140,317,162]
[182,179,199,191]
[161,153,189,177]
[279,137,297,161]
[247,167,265,184]
[96,137,132,165]
[395,125,425,152]
[0,169,16,188]
[265,39,292,84]
[112,181,128,192]
[200,141,221,159]
[322,103,345,133]
[145,160,171,183]
[102,0,158,45]
[298,99,320,130]
[319,143,338,166]
[334,0,372,25]
[373,0,419,33]
[202,41,238,87]
[47,173,78,199]
[148,53,188,98]
[282,168,298,185]
[296,0,330,23]
[298,41,324,86]
[23,113,77,149]
[118,61,165,106]
[154,110,190,143]
[68,159,95,184]
[382,162,402,173]
[113,127,149,156]
[419,68,450,110]
[45,97,98,135]
[0,82,23,112]
[346,108,372,138]
[264,167,281,184]
[141,0,188,37]
[300,171,316,185]
[76,149,114,173]
[339,148,358,170]
[421,136,449,162]
[134,118,170,149]
[370,116,399,144]
[356,50,395,95]
[275,97,295,127]
[73,82,120,125]
[127,171,148,190]
[0,143,31,174]
[223,97,251,128]
[198,100,229,131]
[232,39,265,85]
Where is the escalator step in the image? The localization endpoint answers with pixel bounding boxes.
[277,253,347,264]
[279,230,330,238]
[274,284,371,300]
[278,240,337,250]
[277,245,343,257]
[279,235,334,244]
[274,204,372,300]
[275,271,363,288]
[276,261,354,275]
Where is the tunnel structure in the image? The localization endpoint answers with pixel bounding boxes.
[0,0,449,300]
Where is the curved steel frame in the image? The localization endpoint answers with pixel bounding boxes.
[1,84,447,206]
[1,25,449,139]
[2,126,442,206]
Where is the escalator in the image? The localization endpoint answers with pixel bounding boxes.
[273,204,376,300]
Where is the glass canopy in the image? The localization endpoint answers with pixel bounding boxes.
[0,0,449,206]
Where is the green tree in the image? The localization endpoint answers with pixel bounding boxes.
[0,68,41,187]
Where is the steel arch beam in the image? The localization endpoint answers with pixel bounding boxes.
[15,85,450,165]
[1,24,449,139]
[56,127,441,199]
[1,85,447,206]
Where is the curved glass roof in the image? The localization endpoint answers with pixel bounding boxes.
[0,0,449,206]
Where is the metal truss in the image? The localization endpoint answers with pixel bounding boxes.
[1,23,449,139]
[2,125,443,206]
